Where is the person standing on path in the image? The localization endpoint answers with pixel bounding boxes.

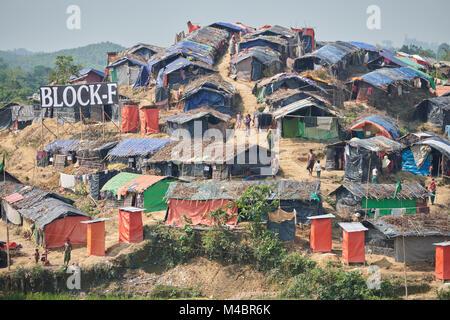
[34,248,40,264]
[244,114,251,136]
[306,149,316,176]
[429,178,437,205]
[64,238,72,266]
[315,160,322,178]
[267,129,272,151]
[236,112,242,129]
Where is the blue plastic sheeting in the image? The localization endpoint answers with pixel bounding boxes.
[306,42,359,65]
[108,138,172,157]
[348,42,378,51]
[377,49,408,67]
[69,68,105,81]
[184,89,226,111]
[45,140,81,155]
[238,38,286,54]
[133,66,150,90]
[156,57,214,86]
[360,67,429,88]
[210,22,251,34]
[402,149,430,176]
[349,116,400,139]
[232,47,280,66]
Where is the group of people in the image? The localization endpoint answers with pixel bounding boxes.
[307,149,322,178]
[236,112,255,136]
[33,238,73,267]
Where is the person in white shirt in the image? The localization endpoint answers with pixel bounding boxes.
[316,160,322,178]
[372,167,379,184]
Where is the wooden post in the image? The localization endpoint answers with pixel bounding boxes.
[403,234,408,299]
[3,157,10,271]
[102,105,105,140]
[79,106,83,140]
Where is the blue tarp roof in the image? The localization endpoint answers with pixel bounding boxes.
[156,57,215,86]
[360,67,429,88]
[238,36,287,53]
[210,22,251,34]
[377,49,409,67]
[69,68,105,81]
[349,115,400,139]
[133,66,150,90]
[307,42,359,65]
[348,42,379,51]
[108,138,172,157]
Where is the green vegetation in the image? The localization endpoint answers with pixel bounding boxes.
[48,56,82,85]
[150,285,201,299]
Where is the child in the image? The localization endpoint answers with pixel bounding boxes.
[34,248,40,264]
[316,160,322,178]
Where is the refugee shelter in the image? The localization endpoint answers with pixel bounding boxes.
[238,36,288,59]
[209,22,254,35]
[350,67,432,103]
[68,68,105,84]
[264,89,330,111]
[185,26,229,55]
[293,41,361,76]
[76,140,119,169]
[163,107,231,138]
[347,115,400,139]
[115,175,183,212]
[272,98,341,139]
[266,208,296,242]
[181,75,236,112]
[230,47,282,81]
[325,141,346,170]
[100,172,141,208]
[364,214,449,263]
[164,180,323,227]
[403,137,450,177]
[145,140,273,180]
[339,222,368,264]
[0,103,34,131]
[123,43,164,61]
[0,181,90,248]
[107,138,172,171]
[344,136,405,183]
[329,183,430,218]
[253,73,327,103]
[107,57,147,86]
[307,214,335,252]
[156,57,215,89]
[414,95,450,130]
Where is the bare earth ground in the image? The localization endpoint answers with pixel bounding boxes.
[0,55,449,299]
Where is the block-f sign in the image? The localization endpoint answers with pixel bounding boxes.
[66,5,81,30]
[366,5,381,30]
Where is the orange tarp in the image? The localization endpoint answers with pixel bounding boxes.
[87,221,106,256]
[342,230,365,263]
[435,245,450,280]
[44,216,89,248]
[121,104,139,133]
[118,175,167,197]
[118,209,143,243]
[140,108,159,135]
[166,199,238,227]
[310,218,332,252]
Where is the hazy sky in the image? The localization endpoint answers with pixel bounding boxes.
[1,0,449,52]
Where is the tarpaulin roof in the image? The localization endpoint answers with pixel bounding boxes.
[117,175,170,195]
[329,183,430,200]
[186,26,229,49]
[414,137,450,159]
[182,74,236,98]
[108,57,146,68]
[359,67,429,88]
[100,172,141,195]
[0,105,12,130]
[69,68,105,81]
[348,115,400,139]
[238,36,288,53]
[165,180,321,201]
[300,41,360,65]
[255,72,327,94]
[348,136,405,152]
[247,25,295,39]
[348,42,379,51]
[395,56,426,70]
[45,140,81,155]
[209,22,254,34]
[272,98,337,119]
[376,49,409,67]
[162,106,231,124]
[107,138,172,158]
[156,57,215,86]
[19,197,89,229]
[231,46,281,66]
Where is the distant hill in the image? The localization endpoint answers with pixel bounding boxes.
[0,42,125,71]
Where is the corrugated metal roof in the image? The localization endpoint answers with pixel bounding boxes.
[165,180,321,201]
[348,136,405,152]
[338,222,368,232]
[107,138,172,158]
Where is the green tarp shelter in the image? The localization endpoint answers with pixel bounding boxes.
[100,172,141,196]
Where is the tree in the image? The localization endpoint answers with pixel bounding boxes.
[48,56,82,85]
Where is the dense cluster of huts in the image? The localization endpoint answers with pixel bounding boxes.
[1,21,449,273]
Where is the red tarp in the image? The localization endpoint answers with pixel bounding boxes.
[342,230,365,263]
[435,245,450,280]
[44,216,89,248]
[166,199,238,227]
[87,221,106,256]
[121,104,139,133]
[310,218,332,252]
[140,108,159,135]
[119,209,143,243]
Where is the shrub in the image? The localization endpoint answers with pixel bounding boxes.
[149,285,201,299]
[279,252,316,278]
[436,287,450,300]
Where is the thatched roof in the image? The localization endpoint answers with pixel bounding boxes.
[329,182,430,200]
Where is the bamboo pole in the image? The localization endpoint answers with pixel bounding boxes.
[402,234,408,299]
[3,157,10,271]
